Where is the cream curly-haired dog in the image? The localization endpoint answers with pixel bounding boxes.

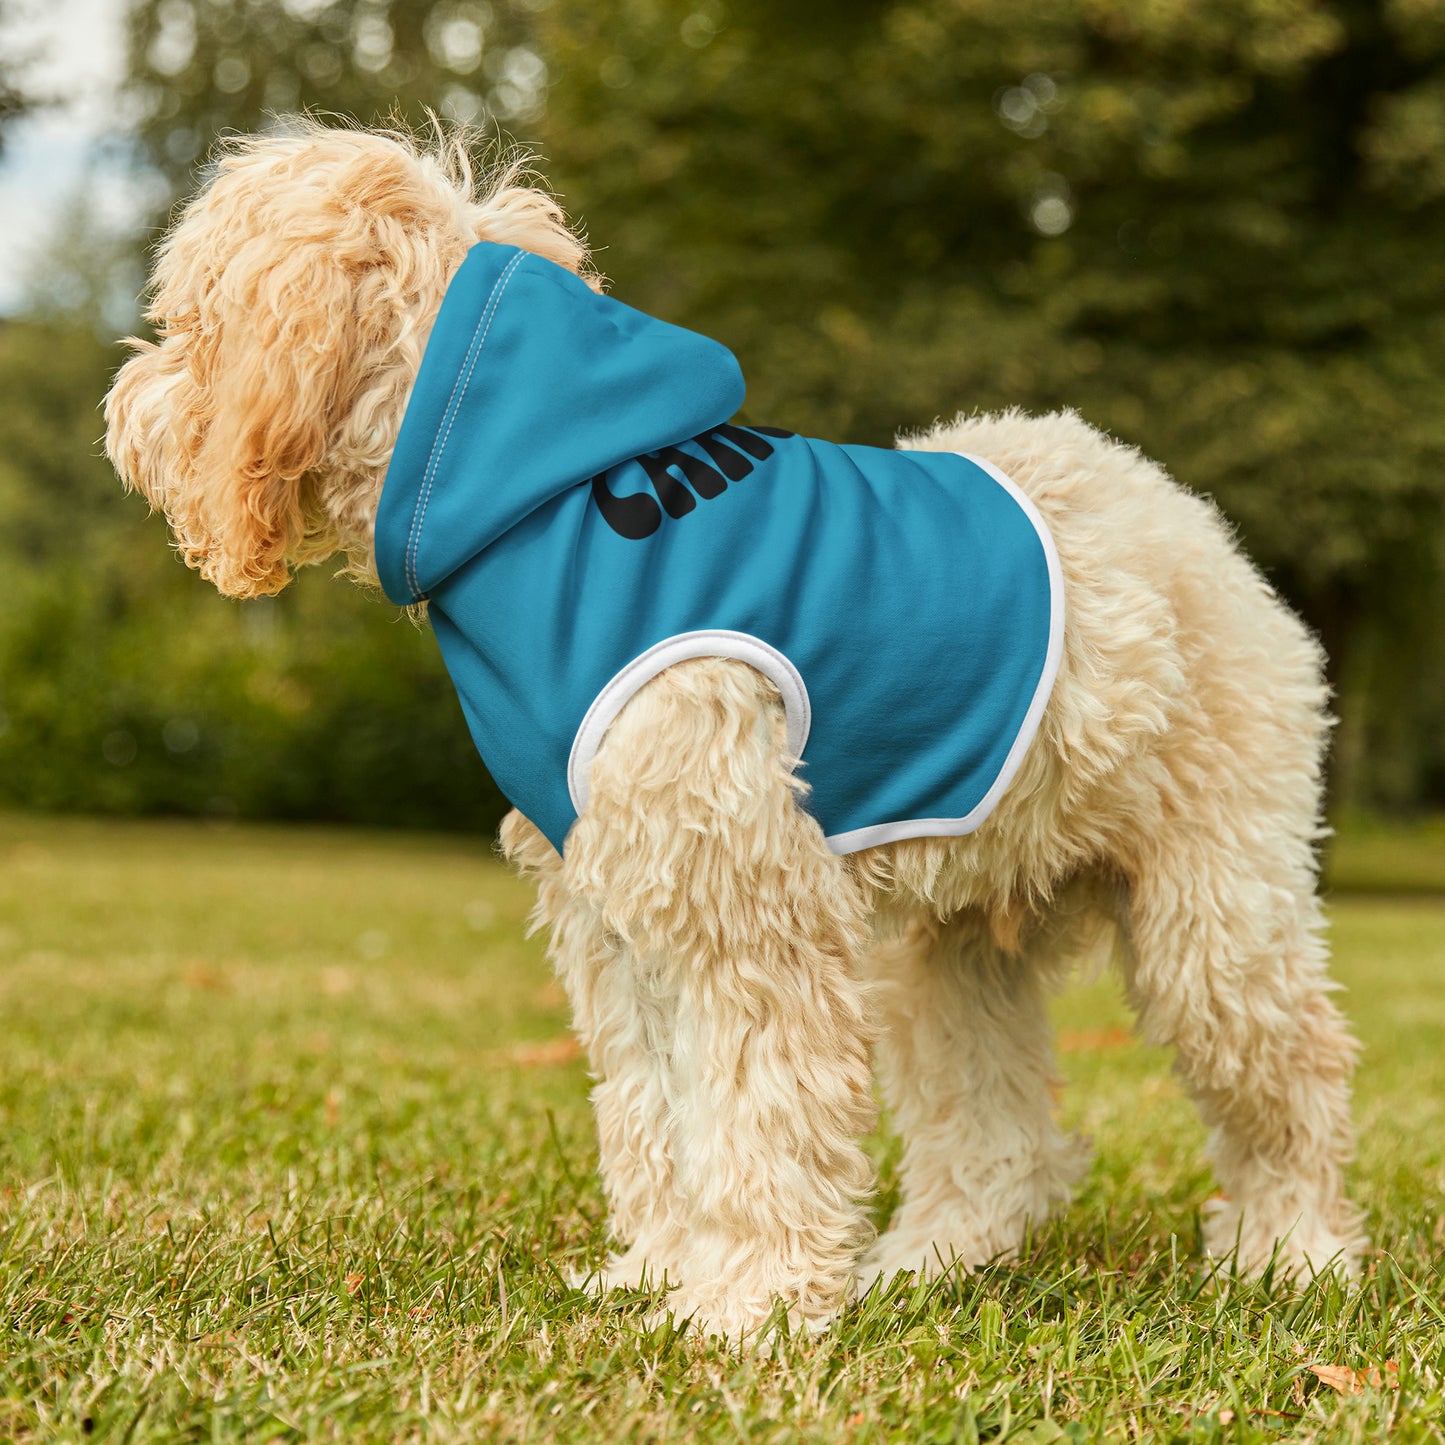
[105,122,1364,1342]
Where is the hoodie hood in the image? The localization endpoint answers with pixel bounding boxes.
[375,243,745,605]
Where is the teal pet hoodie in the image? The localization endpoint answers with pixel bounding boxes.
[374,243,1064,855]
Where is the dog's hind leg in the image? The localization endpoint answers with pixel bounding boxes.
[1121,830,1365,1279]
[859,911,1089,1290]
[564,658,878,1343]
[500,809,688,1292]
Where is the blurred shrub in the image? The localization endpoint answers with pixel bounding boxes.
[0,568,507,831]
[0,316,508,834]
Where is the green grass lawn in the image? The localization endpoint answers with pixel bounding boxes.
[1,813,1442,1443]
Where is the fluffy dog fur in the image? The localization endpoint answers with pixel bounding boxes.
[105,122,1366,1343]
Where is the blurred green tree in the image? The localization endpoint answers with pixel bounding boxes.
[124,0,543,188]
[531,0,1445,806]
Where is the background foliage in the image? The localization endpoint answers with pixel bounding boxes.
[4,0,1445,828]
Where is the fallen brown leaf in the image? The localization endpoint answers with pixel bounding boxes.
[503,1037,584,1067]
[319,966,353,996]
[1056,1027,1134,1052]
[179,961,229,992]
[1310,1362,1399,1395]
[345,1273,365,1296]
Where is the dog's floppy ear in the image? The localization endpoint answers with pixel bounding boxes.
[106,236,363,600]
[179,241,353,598]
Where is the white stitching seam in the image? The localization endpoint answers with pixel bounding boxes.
[566,631,813,819]
[408,250,525,596]
[405,250,526,599]
[405,301,485,598]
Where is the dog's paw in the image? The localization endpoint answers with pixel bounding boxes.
[645,1289,836,1351]
[860,1135,1091,1296]
[856,1234,1000,1297]
[1201,1196,1366,1282]
[570,1245,675,1296]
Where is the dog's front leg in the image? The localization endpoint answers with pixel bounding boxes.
[501,809,688,1289]
[566,659,878,1344]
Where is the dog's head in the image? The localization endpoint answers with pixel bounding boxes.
[105,121,591,598]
